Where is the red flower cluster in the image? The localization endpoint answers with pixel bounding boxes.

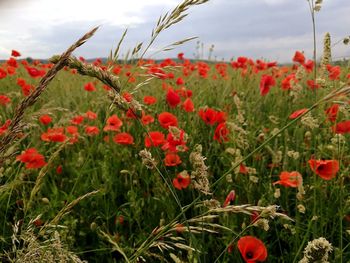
[259,75,276,96]
[145,131,165,148]
[0,95,11,106]
[308,159,339,180]
[16,148,46,169]
[16,78,35,96]
[173,171,191,190]
[273,171,302,188]
[198,107,226,125]
[113,132,134,145]
[213,122,230,143]
[41,128,67,142]
[84,82,96,92]
[289,108,308,119]
[158,112,178,129]
[104,115,123,131]
[333,120,350,134]
[0,120,11,136]
[39,115,52,125]
[237,236,268,262]
[25,66,45,78]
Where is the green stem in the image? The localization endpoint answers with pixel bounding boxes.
[292,216,314,263]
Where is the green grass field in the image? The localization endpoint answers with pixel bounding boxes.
[0,48,349,262]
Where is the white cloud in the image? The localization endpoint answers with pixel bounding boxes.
[262,0,288,5]
[3,0,178,27]
[0,0,179,58]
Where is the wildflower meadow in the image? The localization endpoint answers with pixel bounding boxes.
[1,0,350,262]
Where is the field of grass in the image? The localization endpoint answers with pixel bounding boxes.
[1,1,350,262]
[0,46,349,262]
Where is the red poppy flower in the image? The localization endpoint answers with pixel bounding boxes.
[16,78,26,87]
[164,153,182,166]
[239,164,248,174]
[237,236,268,263]
[214,122,230,143]
[7,66,16,75]
[56,165,63,174]
[162,129,188,152]
[289,108,307,119]
[39,115,52,125]
[176,77,184,86]
[66,129,79,143]
[223,190,236,207]
[216,111,227,124]
[147,66,167,79]
[41,128,67,142]
[145,131,165,147]
[85,110,97,120]
[21,84,34,97]
[16,148,47,169]
[71,115,84,125]
[327,65,341,80]
[104,115,123,131]
[0,68,7,79]
[267,61,277,68]
[113,66,122,75]
[66,125,78,135]
[0,119,11,136]
[199,108,217,125]
[0,95,11,105]
[122,92,133,102]
[281,74,295,91]
[303,59,314,72]
[173,171,191,190]
[85,126,100,136]
[308,159,339,180]
[25,67,45,78]
[177,52,184,60]
[333,120,350,134]
[141,114,155,125]
[325,104,339,122]
[292,51,305,64]
[102,85,112,91]
[84,82,96,92]
[259,75,276,96]
[255,59,267,71]
[11,50,21,57]
[126,108,138,119]
[306,79,320,90]
[113,132,134,145]
[166,88,181,108]
[182,98,194,112]
[7,57,18,68]
[143,95,157,105]
[158,112,178,129]
[174,88,193,98]
[273,171,302,188]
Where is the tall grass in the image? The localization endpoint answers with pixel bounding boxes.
[0,0,350,262]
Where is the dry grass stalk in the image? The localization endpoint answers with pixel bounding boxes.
[99,230,131,263]
[207,204,293,221]
[5,218,86,263]
[50,56,144,117]
[189,144,211,195]
[0,26,99,165]
[140,0,209,58]
[45,190,100,228]
[50,55,121,93]
[129,213,224,262]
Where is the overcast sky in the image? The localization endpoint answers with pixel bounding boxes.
[0,0,349,62]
